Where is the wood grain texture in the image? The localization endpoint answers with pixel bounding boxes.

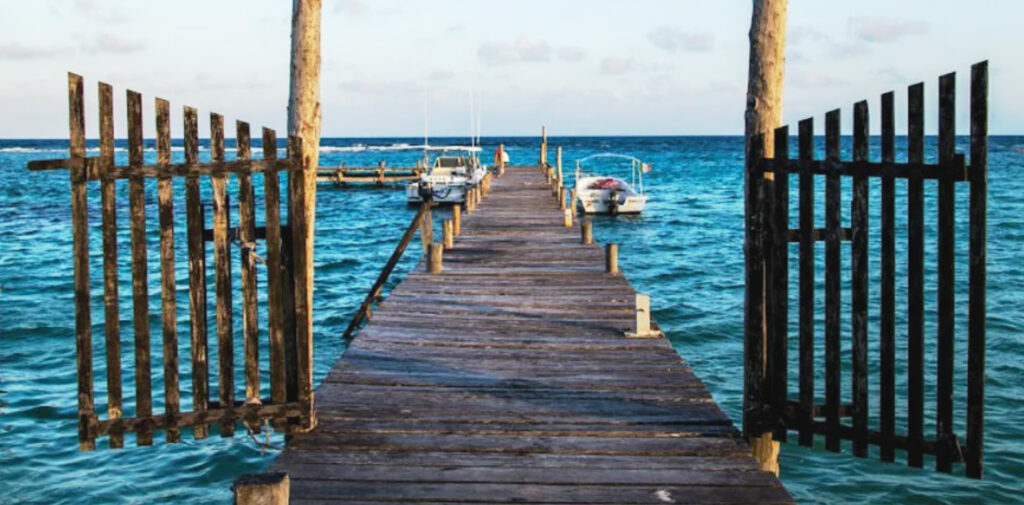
[796,118,814,448]
[210,113,234,437]
[127,89,153,447]
[97,81,123,449]
[237,121,260,403]
[879,91,896,463]
[270,165,793,504]
[906,82,925,468]
[967,60,988,479]
[824,109,841,453]
[851,101,869,458]
[155,97,181,443]
[184,106,210,440]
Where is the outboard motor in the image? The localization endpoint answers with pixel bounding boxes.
[417,181,434,204]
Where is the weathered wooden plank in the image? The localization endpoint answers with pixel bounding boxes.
[936,72,956,473]
[237,121,260,403]
[797,117,814,448]
[264,128,287,410]
[184,106,210,440]
[769,126,789,441]
[127,89,153,447]
[210,112,235,438]
[97,81,123,449]
[906,82,926,468]
[155,97,181,443]
[879,90,897,463]
[288,136,314,422]
[824,108,841,453]
[68,73,95,451]
[851,100,869,458]
[742,134,765,440]
[967,60,988,479]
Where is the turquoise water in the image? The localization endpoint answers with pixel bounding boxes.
[1,136,1021,504]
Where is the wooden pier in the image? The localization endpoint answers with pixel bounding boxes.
[269,165,793,504]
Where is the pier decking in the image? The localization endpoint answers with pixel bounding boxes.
[270,165,793,504]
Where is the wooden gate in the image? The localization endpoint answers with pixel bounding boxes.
[28,73,316,450]
[745,61,988,478]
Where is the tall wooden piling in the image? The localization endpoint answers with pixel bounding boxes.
[452,204,462,236]
[428,243,444,274]
[606,243,619,274]
[743,0,788,474]
[581,219,593,245]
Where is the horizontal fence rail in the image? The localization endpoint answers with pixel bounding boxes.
[27,73,315,450]
[745,61,988,479]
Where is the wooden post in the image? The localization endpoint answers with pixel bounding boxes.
[540,125,547,167]
[563,208,573,228]
[606,243,619,274]
[184,106,210,440]
[907,82,926,468]
[263,128,287,423]
[499,143,506,175]
[453,204,462,236]
[558,187,566,210]
[156,98,181,443]
[288,0,321,428]
[581,219,593,245]
[234,473,289,505]
[428,243,444,274]
[420,203,433,255]
[210,113,234,438]
[442,219,454,250]
[128,89,154,446]
[967,60,988,480]
[98,81,123,449]
[743,0,787,476]
[570,188,577,216]
[68,73,95,451]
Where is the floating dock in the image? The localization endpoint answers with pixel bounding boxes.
[270,165,793,504]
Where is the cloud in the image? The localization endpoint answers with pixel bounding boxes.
[788,25,868,61]
[648,27,714,52]
[789,68,843,89]
[848,17,928,43]
[478,37,552,65]
[335,0,369,15]
[600,57,636,75]
[446,24,466,34]
[0,43,70,60]
[79,33,146,54]
[557,46,587,62]
[428,70,455,81]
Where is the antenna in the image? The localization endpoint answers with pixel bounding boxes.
[468,89,475,147]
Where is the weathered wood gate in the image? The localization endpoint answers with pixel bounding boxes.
[28,73,316,450]
[745,61,988,478]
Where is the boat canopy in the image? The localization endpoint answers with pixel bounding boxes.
[574,153,650,196]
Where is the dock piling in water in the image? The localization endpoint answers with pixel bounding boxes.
[606,243,619,274]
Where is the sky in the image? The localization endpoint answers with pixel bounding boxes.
[0,0,1020,138]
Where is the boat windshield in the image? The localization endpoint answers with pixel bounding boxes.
[436,157,465,168]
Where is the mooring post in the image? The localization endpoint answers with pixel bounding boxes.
[556,146,563,189]
[453,204,462,236]
[540,125,548,168]
[581,219,593,245]
[606,243,619,274]
[442,219,454,250]
[558,187,566,210]
[570,188,577,215]
[499,143,506,175]
[428,243,444,274]
[234,472,289,505]
[420,203,433,255]
[564,208,573,228]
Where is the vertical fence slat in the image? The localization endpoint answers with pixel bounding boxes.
[263,129,286,412]
[936,72,957,474]
[210,113,235,437]
[797,118,815,447]
[156,98,181,443]
[98,81,123,449]
[184,106,210,440]
[906,82,926,468]
[879,91,897,463]
[743,134,765,440]
[127,90,153,447]
[851,101,870,458]
[237,122,259,404]
[68,73,95,451]
[824,108,841,453]
[288,136,313,425]
[770,126,789,442]
[967,60,988,479]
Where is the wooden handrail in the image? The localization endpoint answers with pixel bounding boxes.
[342,203,432,340]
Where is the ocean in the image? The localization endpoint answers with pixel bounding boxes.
[0,136,1021,504]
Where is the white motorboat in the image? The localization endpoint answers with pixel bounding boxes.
[574,153,650,214]
[406,149,488,204]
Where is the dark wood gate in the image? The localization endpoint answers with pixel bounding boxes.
[745,61,988,478]
[28,73,316,450]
